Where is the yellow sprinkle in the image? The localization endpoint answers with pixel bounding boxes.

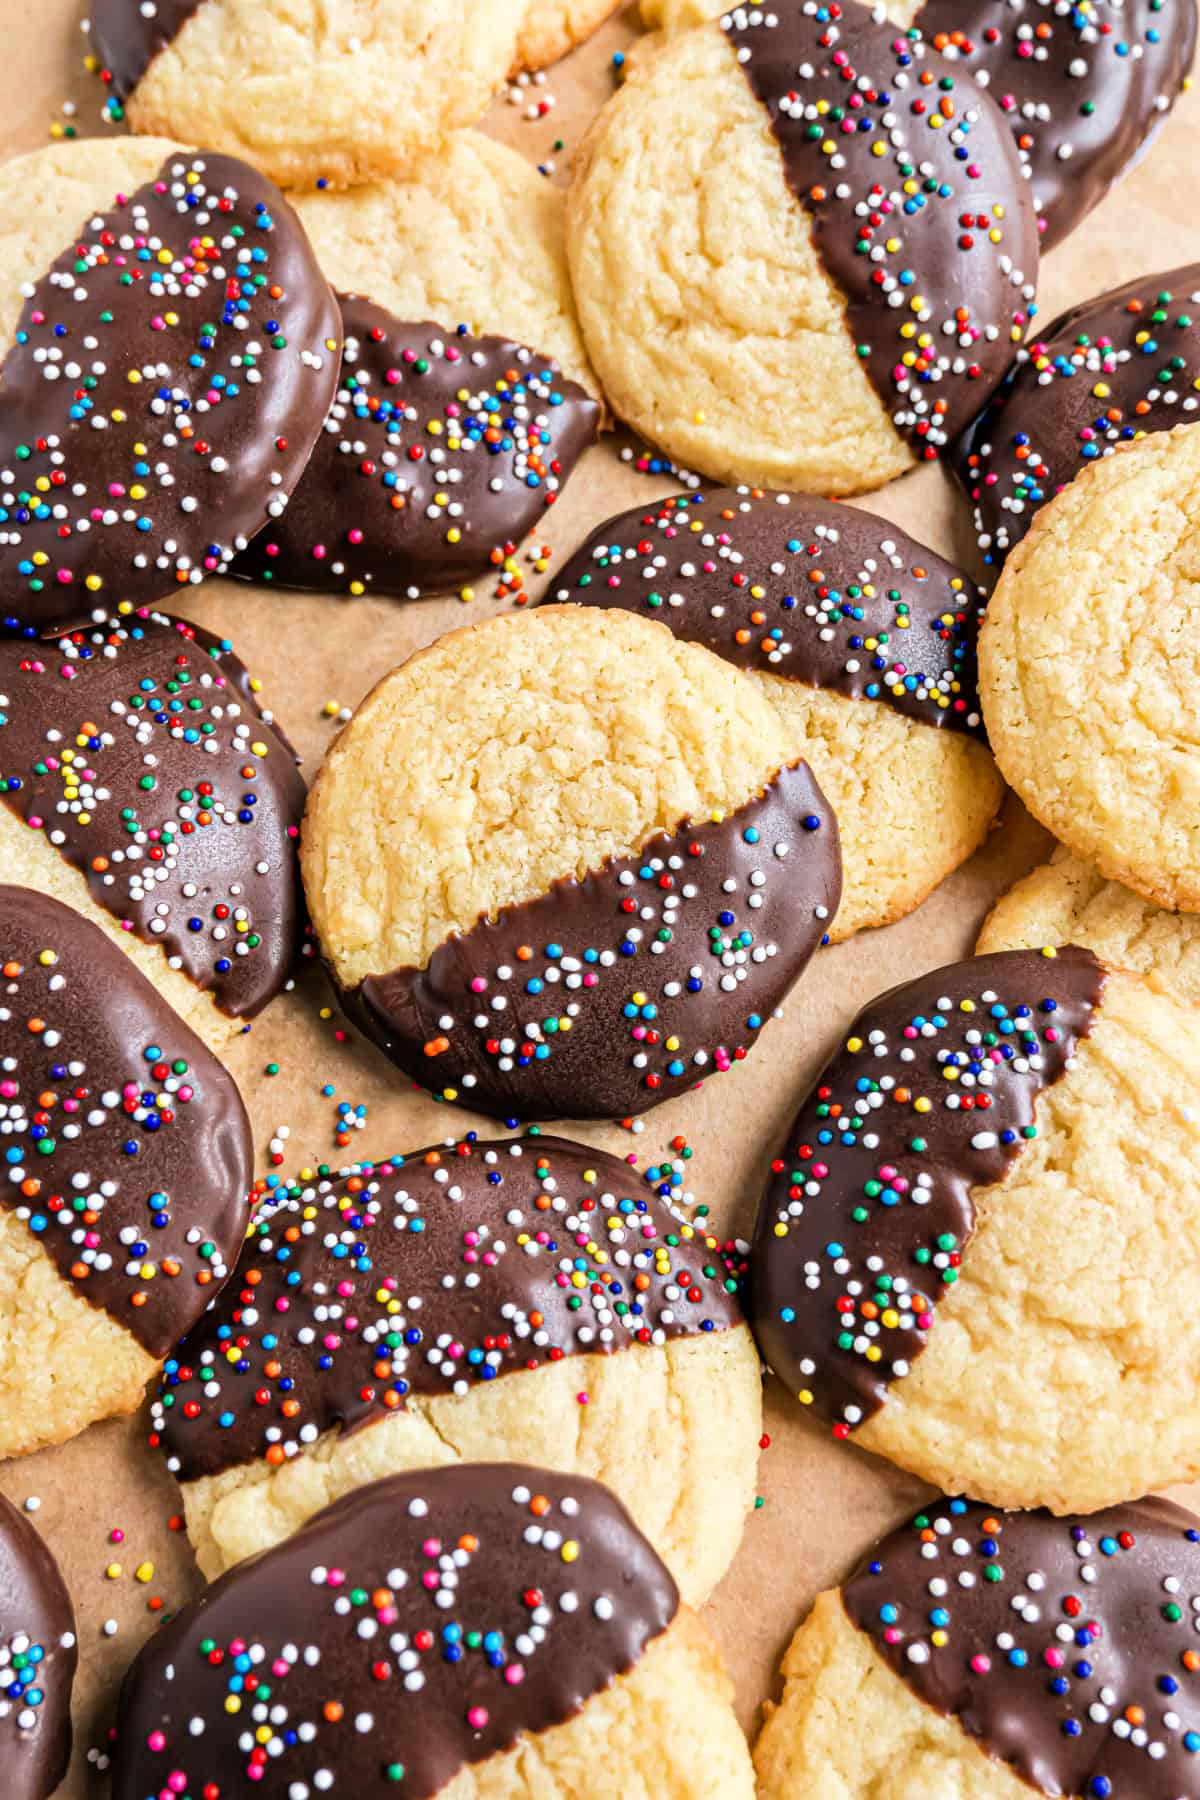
[846,1036,864,1054]
[135,1562,154,1584]
[560,1541,579,1563]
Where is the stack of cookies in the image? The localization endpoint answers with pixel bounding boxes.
[0,3,1197,1799]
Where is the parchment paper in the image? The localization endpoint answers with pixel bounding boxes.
[2,5,1198,1789]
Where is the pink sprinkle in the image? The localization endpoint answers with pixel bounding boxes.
[467,1707,488,1730]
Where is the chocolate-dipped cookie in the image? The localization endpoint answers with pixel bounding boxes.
[644,0,1197,250]
[0,606,306,1051]
[232,296,598,601]
[979,846,1200,1011]
[0,139,341,634]
[0,1494,76,1800]
[113,1465,755,1800]
[751,946,1200,1512]
[756,1494,1200,1800]
[552,489,1004,941]
[224,131,598,604]
[0,884,251,1458]
[151,1132,762,1602]
[302,606,841,1121]
[567,0,1039,495]
[918,0,1197,249]
[89,1,533,192]
[956,264,1200,566]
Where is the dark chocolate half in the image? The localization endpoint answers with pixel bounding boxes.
[0,150,341,634]
[918,0,1197,250]
[0,607,305,1018]
[955,263,1200,566]
[0,884,251,1357]
[551,487,986,737]
[152,1132,746,1484]
[751,946,1105,1434]
[232,296,600,599]
[340,761,842,1122]
[843,1493,1200,1798]
[112,1464,679,1800]
[724,1,1039,464]
[90,0,207,101]
[0,1494,76,1800]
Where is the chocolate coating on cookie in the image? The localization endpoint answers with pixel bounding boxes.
[553,487,986,737]
[0,1493,76,1800]
[725,1,1039,463]
[113,1463,679,1800]
[0,608,306,1017]
[0,885,251,1356]
[153,1132,746,1483]
[0,150,340,633]
[233,296,600,599]
[751,946,1105,1434]
[341,761,842,1122]
[90,0,207,101]
[843,1493,1200,1798]
[919,0,1197,250]
[956,264,1200,565]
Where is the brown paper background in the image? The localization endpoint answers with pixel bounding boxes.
[1,4,1198,1790]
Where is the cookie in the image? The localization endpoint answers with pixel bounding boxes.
[516,1,625,69]
[751,946,1200,1512]
[979,848,1200,1009]
[152,1131,761,1602]
[957,263,1200,568]
[0,1494,76,1800]
[755,1495,1200,1800]
[231,134,600,602]
[979,422,1200,913]
[551,488,1004,940]
[0,607,306,1051]
[641,0,1197,249]
[89,0,530,191]
[566,2,1038,494]
[303,605,842,1121]
[0,140,341,635]
[0,886,251,1459]
[113,1465,756,1799]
